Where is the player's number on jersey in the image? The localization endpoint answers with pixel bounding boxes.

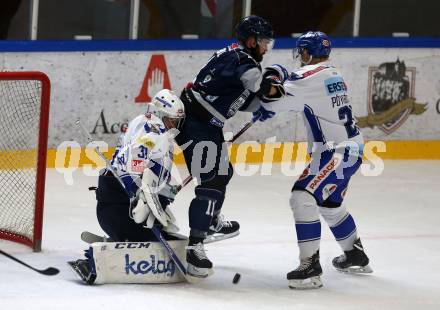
[206,200,216,216]
[338,106,359,138]
[138,145,148,159]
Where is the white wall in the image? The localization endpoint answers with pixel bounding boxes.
[1,48,440,148]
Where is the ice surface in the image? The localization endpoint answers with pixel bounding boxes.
[1,161,439,310]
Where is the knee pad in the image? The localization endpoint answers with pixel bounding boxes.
[318,205,348,227]
[289,190,319,222]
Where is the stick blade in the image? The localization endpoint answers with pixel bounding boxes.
[41,267,60,276]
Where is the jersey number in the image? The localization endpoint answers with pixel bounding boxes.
[338,106,360,138]
[205,200,216,217]
[137,145,148,159]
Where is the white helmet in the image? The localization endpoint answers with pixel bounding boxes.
[151,89,185,129]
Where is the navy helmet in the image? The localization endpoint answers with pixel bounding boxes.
[236,15,274,43]
[295,31,331,58]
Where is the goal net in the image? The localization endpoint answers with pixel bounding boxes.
[0,72,51,252]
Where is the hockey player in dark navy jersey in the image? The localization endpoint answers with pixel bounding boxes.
[175,15,285,278]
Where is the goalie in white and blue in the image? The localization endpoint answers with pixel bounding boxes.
[253,31,372,290]
[103,88,185,241]
[68,89,187,285]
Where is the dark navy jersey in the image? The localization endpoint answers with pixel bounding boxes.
[190,43,262,126]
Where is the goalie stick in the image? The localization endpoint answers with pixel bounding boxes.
[75,119,201,283]
[0,249,59,276]
[80,231,112,244]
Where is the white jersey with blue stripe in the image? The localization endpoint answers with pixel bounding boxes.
[262,62,363,154]
[110,113,173,197]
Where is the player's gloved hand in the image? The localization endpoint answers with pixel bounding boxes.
[252,106,276,122]
[259,75,286,103]
[264,64,289,82]
[131,191,154,224]
[258,64,288,103]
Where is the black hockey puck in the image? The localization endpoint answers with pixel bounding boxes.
[233,273,241,284]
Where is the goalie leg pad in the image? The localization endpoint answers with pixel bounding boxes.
[86,240,187,284]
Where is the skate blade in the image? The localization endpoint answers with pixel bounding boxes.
[288,276,323,290]
[336,264,373,274]
[204,231,240,244]
[187,264,214,280]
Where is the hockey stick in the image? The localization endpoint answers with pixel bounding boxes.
[0,249,59,276]
[176,113,260,191]
[75,120,196,282]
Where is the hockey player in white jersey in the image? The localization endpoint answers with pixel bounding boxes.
[253,32,372,289]
[69,89,187,284]
[101,88,185,242]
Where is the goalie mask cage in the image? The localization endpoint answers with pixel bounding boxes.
[0,71,51,252]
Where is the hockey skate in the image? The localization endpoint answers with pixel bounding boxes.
[205,214,240,244]
[186,240,214,278]
[67,259,96,285]
[287,251,323,289]
[332,238,373,274]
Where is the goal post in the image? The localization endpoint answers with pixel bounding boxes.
[0,71,51,252]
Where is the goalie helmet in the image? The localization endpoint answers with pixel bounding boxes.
[294,31,331,64]
[151,89,185,129]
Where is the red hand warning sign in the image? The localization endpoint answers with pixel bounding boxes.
[135,54,172,104]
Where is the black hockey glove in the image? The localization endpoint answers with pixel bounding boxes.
[259,64,289,102]
[258,74,286,103]
[264,64,289,82]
